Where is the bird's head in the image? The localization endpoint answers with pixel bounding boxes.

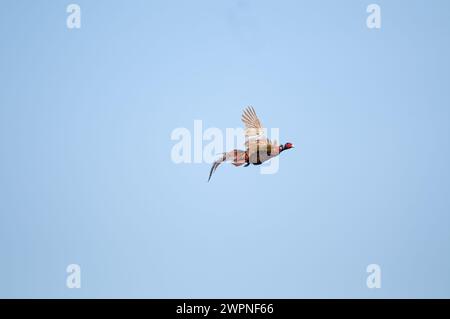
[280,142,294,152]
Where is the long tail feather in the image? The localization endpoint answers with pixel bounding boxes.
[208,153,226,182]
[207,150,247,182]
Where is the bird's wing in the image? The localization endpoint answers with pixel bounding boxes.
[241,106,268,150]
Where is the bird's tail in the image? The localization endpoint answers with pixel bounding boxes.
[208,153,226,182]
[208,150,247,182]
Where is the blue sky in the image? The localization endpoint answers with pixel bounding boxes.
[1,0,450,298]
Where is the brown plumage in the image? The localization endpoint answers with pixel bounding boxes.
[208,106,294,181]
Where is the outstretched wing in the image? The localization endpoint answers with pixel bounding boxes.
[242,106,263,136]
[241,106,268,150]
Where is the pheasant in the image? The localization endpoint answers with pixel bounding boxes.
[208,106,294,181]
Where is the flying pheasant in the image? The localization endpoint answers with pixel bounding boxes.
[208,106,294,181]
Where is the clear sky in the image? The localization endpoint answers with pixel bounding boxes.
[1,0,450,298]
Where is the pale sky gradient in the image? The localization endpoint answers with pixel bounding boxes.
[1,0,450,298]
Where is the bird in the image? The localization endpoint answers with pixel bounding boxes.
[208,106,294,181]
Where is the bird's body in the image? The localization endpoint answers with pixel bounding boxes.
[208,106,294,181]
